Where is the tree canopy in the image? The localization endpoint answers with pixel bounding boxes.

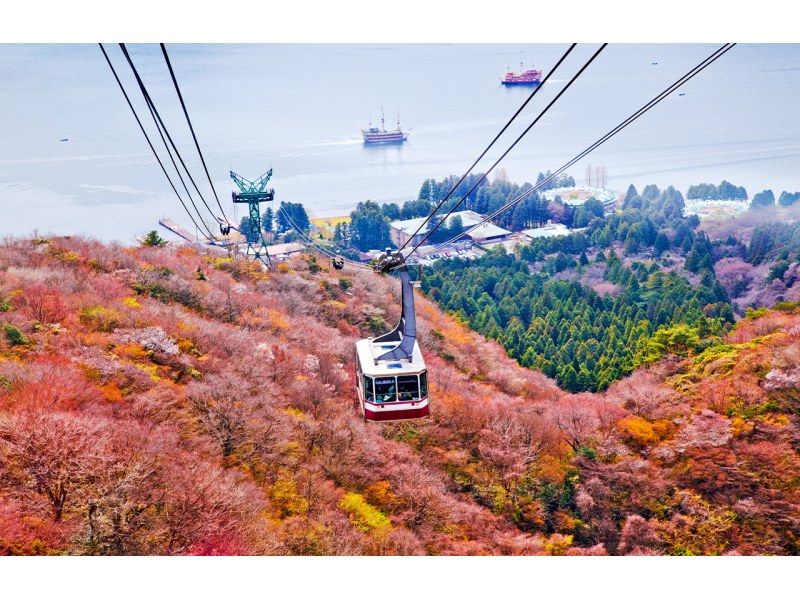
[349,201,393,252]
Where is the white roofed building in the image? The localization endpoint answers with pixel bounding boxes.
[522,222,577,240]
[542,186,617,212]
[389,210,512,248]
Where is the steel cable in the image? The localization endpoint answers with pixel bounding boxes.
[400,43,608,257]
[119,44,222,229]
[98,43,215,243]
[394,43,577,254]
[160,43,231,226]
[400,43,736,267]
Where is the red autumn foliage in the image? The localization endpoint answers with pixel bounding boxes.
[1,236,800,555]
[12,284,69,324]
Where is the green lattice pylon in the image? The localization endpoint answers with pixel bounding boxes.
[230,169,275,267]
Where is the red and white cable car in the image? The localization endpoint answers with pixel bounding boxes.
[355,267,429,421]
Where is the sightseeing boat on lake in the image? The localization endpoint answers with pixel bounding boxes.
[362,108,408,145]
[501,61,542,86]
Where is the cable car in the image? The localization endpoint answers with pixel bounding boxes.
[355,267,429,421]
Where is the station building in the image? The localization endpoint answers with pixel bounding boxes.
[389,210,512,248]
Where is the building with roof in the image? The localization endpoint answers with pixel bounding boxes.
[542,186,618,212]
[521,222,576,240]
[389,210,512,248]
[265,242,305,259]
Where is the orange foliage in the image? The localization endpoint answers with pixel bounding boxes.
[114,343,150,362]
[363,480,397,512]
[100,383,125,402]
[617,416,658,450]
[536,454,566,485]
[267,309,290,332]
[1,237,799,556]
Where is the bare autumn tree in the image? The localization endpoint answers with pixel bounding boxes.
[0,412,111,522]
[0,358,104,412]
[478,410,548,492]
[549,395,601,452]
[187,372,278,466]
[617,514,663,555]
[82,447,160,555]
[14,284,69,324]
[607,370,685,420]
[390,462,449,532]
[158,459,266,555]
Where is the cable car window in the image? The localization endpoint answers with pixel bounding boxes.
[364,375,374,402]
[397,375,420,401]
[374,377,397,403]
[420,371,428,397]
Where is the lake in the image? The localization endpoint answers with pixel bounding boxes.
[1,43,799,242]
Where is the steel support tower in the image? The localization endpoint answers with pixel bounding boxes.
[230,169,275,268]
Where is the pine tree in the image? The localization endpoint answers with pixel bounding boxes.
[623,184,641,209]
[654,232,670,256]
[262,207,274,233]
[141,230,167,247]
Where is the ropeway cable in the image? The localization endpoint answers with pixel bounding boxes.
[397,43,736,268]
[394,43,578,255]
[160,43,231,227]
[119,44,222,230]
[137,68,219,241]
[396,43,608,258]
[98,43,215,243]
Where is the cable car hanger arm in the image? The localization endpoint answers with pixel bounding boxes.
[373,267,417,363]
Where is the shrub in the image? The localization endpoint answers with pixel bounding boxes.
[122,297,141,309]
[745,307,769,321]
[773,301,800,313]
[211,257,234,270]
[617,416,658,450]
[306,256,322,273]
[367,315,387,335]
[544,533,573,555]
[339,492,391,533]
[79,306,123,332]
[270,476,309,518]
[133,267,200,310]
[3,323,29,346]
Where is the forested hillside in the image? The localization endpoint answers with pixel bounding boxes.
[704,203,800,312]
[1,236,799,555]
[422,183,736,391]
[423,248,731,392]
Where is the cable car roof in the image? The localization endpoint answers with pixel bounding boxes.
[356,338,426,377]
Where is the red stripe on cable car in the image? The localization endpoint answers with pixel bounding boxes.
[365,404,430,422]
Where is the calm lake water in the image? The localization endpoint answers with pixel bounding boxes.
[1,43,799,242]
